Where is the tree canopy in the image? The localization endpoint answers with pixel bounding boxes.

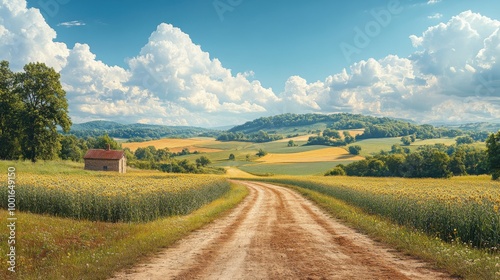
[486,131,500,180]
[0,61,71,162]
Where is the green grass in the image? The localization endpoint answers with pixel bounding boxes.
[411,138,457,147]
[196,140,254,150]
[250,142,320,154]
[0,160,88,175]
[348,137,402,156]
[238,161,354,176]
[0,182,248,280]
[350,137,476,156]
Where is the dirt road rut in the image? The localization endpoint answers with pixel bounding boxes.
[111,181,452,280]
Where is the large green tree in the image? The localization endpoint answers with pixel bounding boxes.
[16,62,71,162]
[0,61,22,159]
[486,131,500,180]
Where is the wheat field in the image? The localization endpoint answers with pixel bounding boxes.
[257,147,364,163]
[122,138,223,153]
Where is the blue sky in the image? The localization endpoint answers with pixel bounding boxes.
[28,0,498,91]
[1,0,500,126]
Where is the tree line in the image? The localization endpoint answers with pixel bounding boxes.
[128,145,220,174]
[326,131,500,180]
[67,120,218,139]
[217,130,283,142]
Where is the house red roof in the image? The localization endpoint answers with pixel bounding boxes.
[84,149,125,160]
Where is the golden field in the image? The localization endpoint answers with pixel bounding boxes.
[122,138,222,153]
[256,147,364,163]
[0,171,230,222]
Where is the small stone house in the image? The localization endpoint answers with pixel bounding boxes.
[83,146,126,173]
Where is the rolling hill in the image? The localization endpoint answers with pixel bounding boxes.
[66,120,219,139]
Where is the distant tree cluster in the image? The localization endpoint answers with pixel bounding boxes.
[132,158,221,174]
[59,134,121,162]
[456,135,475,145]
[400,134,416,146]
[217,130,283,143]
[256,149,268,157]
[287,140,298,147]
[327,143,490,178]
[356,123,460,140]
[307,130,356,147]
[348,145,362,155]
[125,145,219,174]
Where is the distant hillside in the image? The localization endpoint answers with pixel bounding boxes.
[223,113,463,141]
[66,121,219,139]
[457,122,500,133]
[70,120,125,131]
[228,113,459,140]
[229,113,415,133]
[229,113,336,134]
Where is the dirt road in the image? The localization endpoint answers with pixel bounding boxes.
[111,181,452,280]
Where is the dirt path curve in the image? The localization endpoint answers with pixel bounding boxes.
[110,181,453,280]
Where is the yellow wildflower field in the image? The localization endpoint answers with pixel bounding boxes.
[0,172,230,222]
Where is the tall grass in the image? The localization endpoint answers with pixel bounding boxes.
[291,186,500,279]
[0,183,248,280]
[0,172,230,222]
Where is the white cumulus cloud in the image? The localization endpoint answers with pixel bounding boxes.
[0,0,69,71]
[0,0,499,126]
[286,11,500,123]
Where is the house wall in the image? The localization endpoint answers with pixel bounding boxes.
[121,157,127,173]
[84,157,126,173]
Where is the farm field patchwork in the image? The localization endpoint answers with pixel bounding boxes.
[122,137,223,153]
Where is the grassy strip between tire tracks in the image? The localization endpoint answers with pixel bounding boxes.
[269,182,500,280]
[0,182,248,280]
